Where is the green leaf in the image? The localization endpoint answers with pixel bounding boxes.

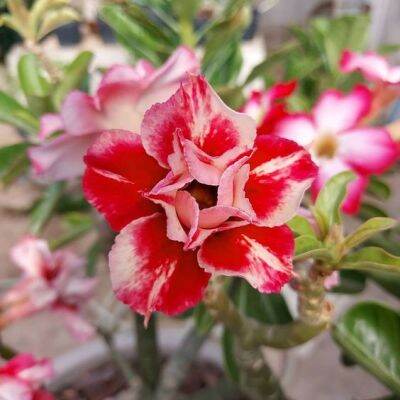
[18,53,50,97]
[236,281,292,325]
[294,235,331,261]
[287,215,315,237]
[341,247,400,275]
[343,218,397,250]
[359,203,388,220]
[369,271,400,300]
[0,91,39,134]
[313,171,355,236]
[53,51,93,110]
[222,328,240,382]
[0,143,30,186]
[194,303,214,334]
[367,176,391,200]
[30,182,65,235]
[331,270,366,294]
[333,302,400,394]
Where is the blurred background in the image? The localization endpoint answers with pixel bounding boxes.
[0,1,399,399]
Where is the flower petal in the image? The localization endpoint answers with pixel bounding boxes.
[198,224,294,293]
[109,213,210,318]
[55,307,95,342]
[313,85,372,133]
[338,127,397,174]
[38,113,64,141]
[243,136,317,226]
[273,113,317,147]
[141,75,256,180]
[83,130,166,231]
[29,133,96,181]
[99,61,155,87]
[0,379,31,400]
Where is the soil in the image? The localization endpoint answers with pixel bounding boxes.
[55,360,247,400]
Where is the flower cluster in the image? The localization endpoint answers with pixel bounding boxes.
[0,237,96,341]
[83,74,317,321]
[0,353,53,400]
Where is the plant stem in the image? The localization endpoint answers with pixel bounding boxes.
[154,324,213,400]
[134,314,160,390]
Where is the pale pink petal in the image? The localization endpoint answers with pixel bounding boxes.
[109,213,210,318]
[324,271,340,290]
[141,75,256,182]
[99,61,155,87]
[273,114,317,147]
[29,132,96,181]
[0,378,31,400]
[38,114,64,141]
[198,224,294,293]
[338,127,397,174]
[313,86,372,133]
[243,136,318,226]
[55,307,94,342]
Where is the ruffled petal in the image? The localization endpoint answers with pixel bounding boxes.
[99,61,155,87]
[141,75,256,183]
[243,136,318,226]
[337,127,397,174]
[273,113,317,147]
[29,133,96,182]
[313,86,372,133]
[109,213,210,318]
[198,224,294,293]
[83,130,166,231]
[311,158,368,215]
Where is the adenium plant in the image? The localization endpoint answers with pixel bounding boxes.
[0,1,399,400]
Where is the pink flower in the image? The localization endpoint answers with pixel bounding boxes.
[29,46,200,182]
[0,237,96,341]
[241,81,296,134]
[83,74,317,320]
[0,353,53,400]
[340,50,400,85]
[273,85,397,214]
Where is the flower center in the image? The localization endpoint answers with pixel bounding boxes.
[313,133,338,159]
[186,181,218,209]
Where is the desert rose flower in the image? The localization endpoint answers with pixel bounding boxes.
[29,46,200,182]
[273,85,397,214]
[0,353,53,400]
[241,81,296,134]
[83,74,317,321]
[0,237,96,341]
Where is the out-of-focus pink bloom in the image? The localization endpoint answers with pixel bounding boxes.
[29,46,200,182]
[340,50,400,85]
[324,271,340,290]
[0,353,53,400]
[273,85,397,214]
[0,237,96,341]
[83,74,318,321]
[241,81,296,134]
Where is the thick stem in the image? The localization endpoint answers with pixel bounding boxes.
[134,314,160,390]
[155,325,212,400]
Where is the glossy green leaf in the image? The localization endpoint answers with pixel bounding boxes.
[0,142,30,186]
[313,171,355,236]
[341,247,400,275]
[222,328,240,383]
[333,302,400,394]
[331,270,366,294]
[53,51,93,110]
[294,235,330,262]
[288,215,315,237]
[30,182,65,235]
[367,176,391,200]
[236,281,292,324]
[359,203,388,220]
[18,53,50,97]
[0,91,39,134]
[343,218,397,250]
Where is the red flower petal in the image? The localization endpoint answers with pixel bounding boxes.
[109,213,210,318]
[83,130,167,231]
[244,136,318,226]
[141,75,256,183]
[198,224,294,293]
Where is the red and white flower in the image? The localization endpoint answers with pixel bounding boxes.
[273,85,397,214]
[0,237,96,341]
[340,50,400,85]
[29,46,199,182]
[83,74,317,320]
[241,81,296,134]
[0,353,53,400]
